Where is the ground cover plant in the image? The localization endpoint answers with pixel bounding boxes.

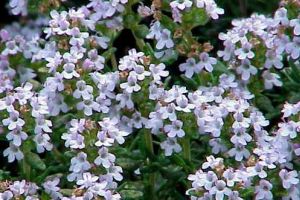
[0,0,300,199]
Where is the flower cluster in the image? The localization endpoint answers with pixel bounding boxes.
[218,6,299,89]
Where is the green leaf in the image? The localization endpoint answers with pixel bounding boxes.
[182,7,209,29]
[26,152,46,171]
[255,94,275,113]
[120,190,144,200]
[0,170,10,181]
[133,25,149,39]
[213,61,230,74]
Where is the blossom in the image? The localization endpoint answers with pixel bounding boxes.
[73,80,93,100]
[62,63,80,79]
[223,168,239,187]
[175,95,195,112]
[159,103,177,121]
[156,29,174,50]
[6,128,28,146]
[255,180,273,200]
[279,169,299,189]
[76,98,100,116]
[285,37,300,60]
[94,147,116,168]
[247,163,267,178]
[217,40,235,61]
[209,180,232,200]
[228,143,250,161]
[120,74,141,93]
[146,21,162,40]
[43,178,63,200]
[3,142,24,163]
[278,121,299,139]
[196,0,224,20]
[202,156,223,170]
[274,7,289,26]
[164,120,185,138]
[116,91,134,109]
[170,0,193,10]
[179,58,201,78]
[61,131,85,149]
[262,71,282,90]
[9,180,26,196]
[2,111,25,130]
[264,50,283,69]
[9,0,28,16]
[198,52,217,72]
[290,19,300,36]
[160,138,182,156]
[34,133,53,153]
[0,95,16,112]
[77,172,99,189]
[236,59,257,81]
[95,131,114,147]
[149,63,169,84]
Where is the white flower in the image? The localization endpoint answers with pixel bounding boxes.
[230,129,252,145]
[156,29,174,50]
[2,111,25,130]
[274,7,289,26]
[43,178,63,200]
[290,19,300,36]
[0,95,16,112]
[170,0,193,10]
[9,0,28,16]
[255,180,273,200]
[62,63,80,79]
[9,180,26,196]
[223,168,239,187]
[278,121,299,139]
[94,147,116,168]
[95,131,114,147]
[209,180,232,200]
[202,156,223,170]
[116,91,134,109]
[234,41,255,60]
[147,21,162,40]
[76,98,100,116]
[179,58,201,78]
[3,142,24,163]
[164,120,185,138]
[159,103,177,121]
[228,143,250,161]
[175,95,195,112]
[279,169,299,189]
[236,59,257,81]
[73,80,93,100]
[262,71,282,90]
[160,138,182,156]
[76,172,98,189]
[149,63,169,84]
[120,74,141,93]
[34,134,53,153]
[61,132,85,149]
[6,128,28,146]
[198,52,217,72]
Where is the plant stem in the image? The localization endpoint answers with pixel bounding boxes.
[22,158,31,180]
[144,130,154,157]
[144,130,156,199]
[182,137,191,162]
[111,53,118,71]
[133,33,146,51]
